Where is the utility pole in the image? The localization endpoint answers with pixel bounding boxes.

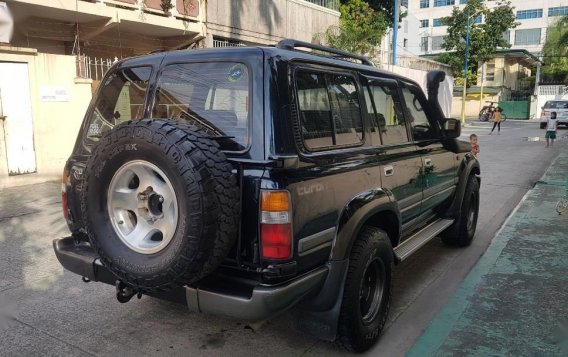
[392,0,398,65]
[460,8,471,125]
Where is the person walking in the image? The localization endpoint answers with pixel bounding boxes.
[545,111,559,148]
[489,107,503,135]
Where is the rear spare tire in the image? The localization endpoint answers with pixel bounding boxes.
[81,119,238,291]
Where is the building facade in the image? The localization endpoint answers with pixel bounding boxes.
[411,0,568,56]
[0,0,339,188]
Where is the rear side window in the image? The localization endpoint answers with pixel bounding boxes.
[86,66,151,141]
[365,82,408,145]
[153,62,250,151]
[544,101,568,109]
[296,70,363,151]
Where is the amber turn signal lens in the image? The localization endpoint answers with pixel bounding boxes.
[261,191,290,212]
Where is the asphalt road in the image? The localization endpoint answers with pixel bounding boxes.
[0,120,565,357]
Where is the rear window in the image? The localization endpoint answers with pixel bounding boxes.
[153,62,250,151]
[85,66,151,141]
[544,101,568,109]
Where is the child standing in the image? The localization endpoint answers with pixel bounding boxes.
[489,107,502,135]
[470,133,479,157]
[545,111,559,148]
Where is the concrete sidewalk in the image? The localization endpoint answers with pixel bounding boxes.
[409,153,568,356]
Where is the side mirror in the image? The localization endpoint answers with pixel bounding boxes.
[443,118,461,139]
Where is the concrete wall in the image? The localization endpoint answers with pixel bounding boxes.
[0,49,92,188]
[206,0,339,44]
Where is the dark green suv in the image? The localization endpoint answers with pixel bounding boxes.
[54,40,479,352]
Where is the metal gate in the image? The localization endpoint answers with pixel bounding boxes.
[0,62,37,175]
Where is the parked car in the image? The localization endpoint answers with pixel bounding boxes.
[540,100,568,128]
[54,39,480,352]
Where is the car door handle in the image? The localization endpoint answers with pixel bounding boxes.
[384,165,394,176]
[424,158,432,167]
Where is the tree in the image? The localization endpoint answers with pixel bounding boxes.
[541,15,568,84]
[437,0,518,80]
[314,0,390,56]
[340,0,401,27]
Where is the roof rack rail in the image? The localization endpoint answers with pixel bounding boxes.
[276,39,373,66]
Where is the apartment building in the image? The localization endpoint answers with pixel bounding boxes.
[410,0,568,56]
[0,0,338,188]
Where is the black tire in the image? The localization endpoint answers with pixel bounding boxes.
[81,119,239,291]
[540,122,547,129]
[337,227,393,352]
[441,176,480,246]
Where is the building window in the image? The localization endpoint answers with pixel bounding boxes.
[502,30,510,44]
[516,9,543,19]
[402,0,408,8]
[420,0,429,8]
[434,0,455,7]
[403,39,408,48]
[420,37,429,52]
[433,18,444,27]
[514,28,541,45]
[431,36,444,51]
[473,15,482,24]
[459,0,467,4]
[548,6,568,17]
[485,63,496,81]
[420,19,429,28]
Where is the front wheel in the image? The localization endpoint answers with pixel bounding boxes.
[479,113,489,121]
[441,176,480,246]
[337,227,392,352]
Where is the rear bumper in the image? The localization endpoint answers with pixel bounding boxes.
[53,237,328,321]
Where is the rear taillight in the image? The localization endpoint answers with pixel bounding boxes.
[260,191,292,260]
[61,167,70,223]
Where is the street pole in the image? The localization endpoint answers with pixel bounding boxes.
[479,62,484,112]
[393,0,398,66]
[460,8,470,125]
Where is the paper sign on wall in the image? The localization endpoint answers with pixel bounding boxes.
[40,87,69,102]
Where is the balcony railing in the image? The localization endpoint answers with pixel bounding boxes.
[301,0,340,11]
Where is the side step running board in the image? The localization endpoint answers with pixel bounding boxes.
[393,218,454,262]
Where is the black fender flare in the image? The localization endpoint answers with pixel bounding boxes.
[330,188,400,262]
[446,154,480,217]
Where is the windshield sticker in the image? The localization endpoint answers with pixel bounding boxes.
[88,123,101,136]
[228,64,246,82]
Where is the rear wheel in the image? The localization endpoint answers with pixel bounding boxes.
[337,227,392,352]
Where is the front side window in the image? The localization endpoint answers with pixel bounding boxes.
[296,70,363,151]
[86,66,151,141]
[153,62,250,151]
[365,81,408,146]
[401,85,437,141]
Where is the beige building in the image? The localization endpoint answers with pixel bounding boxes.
[0,0,339,188]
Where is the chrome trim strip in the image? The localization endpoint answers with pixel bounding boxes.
[298,227,335,256]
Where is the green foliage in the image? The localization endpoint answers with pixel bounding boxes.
[340,0,400,27]
[437,0,518,79]
[314,0,389,56]
[541,15,568,84]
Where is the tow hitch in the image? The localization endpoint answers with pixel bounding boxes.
[115,281,142,303]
